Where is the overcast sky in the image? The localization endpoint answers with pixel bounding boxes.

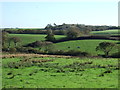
[0,0,119,28]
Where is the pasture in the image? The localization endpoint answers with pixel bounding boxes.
[90,29,119,36]
[7,34,119,56]
[8,34,65,46]
[2,30,119,89]
[2,55,118,88]
[54,39,118,55]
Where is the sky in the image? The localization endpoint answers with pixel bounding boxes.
[0,0,119,28]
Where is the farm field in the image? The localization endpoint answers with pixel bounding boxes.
[7,34,119,56]
[2,56,118,88]
[90,29,119,36]
[54,39,118,55]
[2,30,119,89]
[2,1,120,89]
[8,34,65,46]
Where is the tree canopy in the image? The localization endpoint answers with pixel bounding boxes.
[66,26,82,39]
[96,42,115,57]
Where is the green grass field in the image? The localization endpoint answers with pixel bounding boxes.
[8,34,65,46]
[2,56,118,88]
[90,29,119,36]
[8,34,119,55]
[54,39,118,55]
[2,30,119,88]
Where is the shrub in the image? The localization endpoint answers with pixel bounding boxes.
[16,47,44,54]
[2,46,9,52]
[48,50,90,56]
[48,50,65,55]
[66,50,90,56]
[66,50,80,56]
[16,47,26,52]
[9,48,16,53]
[54,50,65,55]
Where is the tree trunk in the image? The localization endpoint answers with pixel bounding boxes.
[105,51,109,57]
[15,42,17,47]
[8,41,11,49]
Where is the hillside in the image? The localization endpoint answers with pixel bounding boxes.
[2,27,120,88]
[91,29,119,36]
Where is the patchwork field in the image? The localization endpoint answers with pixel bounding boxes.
[7,34,119,56]
[2,56,118,88]
[3,30,119,88]
[90,29,119,36]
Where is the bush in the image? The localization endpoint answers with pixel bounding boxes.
[81,52,91,56]
[48,50,90,56]
[44,45,56,53]
[48,50,65,55]
[66,50,90,56]
[16,47,26,52]
[9,48,16,53]
[24,41,53,48]
[66,50,81,56]
[16,47,44,54]
[2,46,9,52]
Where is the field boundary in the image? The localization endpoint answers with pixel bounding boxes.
[54,35,119,43]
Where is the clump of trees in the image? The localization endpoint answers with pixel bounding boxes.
[45,30,56,42]
[2,31,9,47]
[66,26,82,39]
[11,37,21,47]
[8,37,21,49]
[96,42,116,57]
[2,31,21,53]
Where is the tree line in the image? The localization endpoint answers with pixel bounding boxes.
[2,23,119,35]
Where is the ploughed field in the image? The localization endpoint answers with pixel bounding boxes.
[2,55,118,88]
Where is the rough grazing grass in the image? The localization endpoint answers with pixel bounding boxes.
[2,56,118,88]
[90,29,119,36]
[54,40,118,55]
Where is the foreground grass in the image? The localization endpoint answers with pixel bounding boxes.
[2,56,118,88]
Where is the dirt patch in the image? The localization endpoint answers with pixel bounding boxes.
[1,54,73,58]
